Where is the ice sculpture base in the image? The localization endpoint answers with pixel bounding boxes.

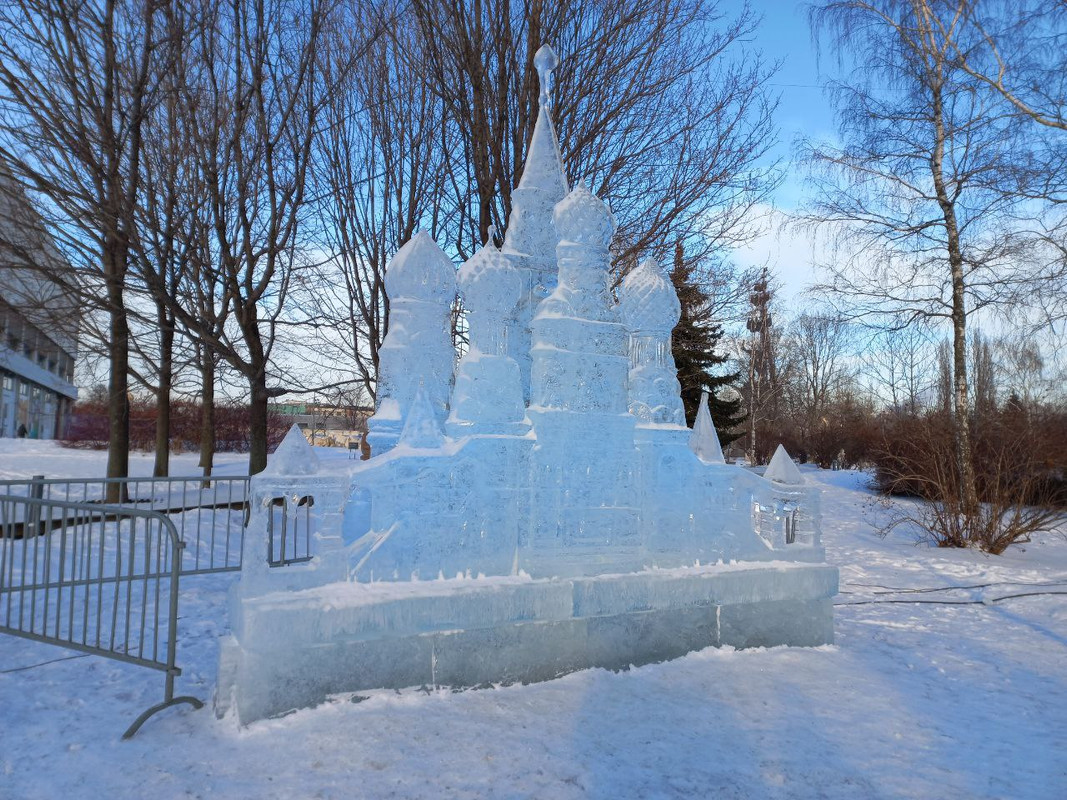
[216,561,837,724]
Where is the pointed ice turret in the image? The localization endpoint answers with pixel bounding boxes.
[448,237,528,435]
[366,231,457,455]
[765,444,805,484]
[620,258,686,426]
[265,424,320,475]
[688,391,725,464]
[398,383,445,450]
[502,44,570,403]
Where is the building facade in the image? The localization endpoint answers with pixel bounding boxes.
[0,171,78,439]
[0,300,77,438]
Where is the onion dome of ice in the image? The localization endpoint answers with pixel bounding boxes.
[619,258,680,334]
[458,239,522,314]
[553,182,616,246]
[384,230,457,303]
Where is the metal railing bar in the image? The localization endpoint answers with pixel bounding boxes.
[38,505,51,635]
[94,510,105,649]
[124,519,136,656]
[152,521,162,663]
[65,506,77,643]
[0,499,250,541]
[138,523,150,659]
[223,481,234,567]
[0,625,173,673]
[108,517,122,653]
[81,520,91,649]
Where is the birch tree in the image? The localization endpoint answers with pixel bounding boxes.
[805,0,1044,515]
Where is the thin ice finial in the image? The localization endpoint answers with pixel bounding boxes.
[534,45,559,111]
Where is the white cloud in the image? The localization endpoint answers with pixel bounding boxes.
[729,204,837,303]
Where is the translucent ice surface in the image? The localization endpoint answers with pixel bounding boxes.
[220,45,834,725]
[237,42,825,590]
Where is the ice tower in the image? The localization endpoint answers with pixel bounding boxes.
[503,45,569,402]
[365,231,457,454]
[217,44,837,725]
[527,183,639,575]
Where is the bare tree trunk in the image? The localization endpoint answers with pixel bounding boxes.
[930,80,979,513]
[248,375,270,475]
[197,344,216,483]
[105,260,130,502]
[153,306,174,477]
[241,302,273,474]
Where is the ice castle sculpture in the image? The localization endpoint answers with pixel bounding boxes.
[217,45,837,724]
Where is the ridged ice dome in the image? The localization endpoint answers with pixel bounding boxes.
[384,230,457,303]
[619,258,681,334]
[553,182,616,247]
[458,240,522,314]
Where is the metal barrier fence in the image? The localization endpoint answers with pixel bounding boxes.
[0,494,203,738]
[0,476,251,574]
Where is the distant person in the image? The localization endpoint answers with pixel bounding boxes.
[16,423,27,438]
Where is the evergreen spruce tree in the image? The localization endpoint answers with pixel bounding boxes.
[669,241,745,444]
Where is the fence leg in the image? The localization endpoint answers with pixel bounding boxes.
[122,537,204,739]
[122,674,204,739]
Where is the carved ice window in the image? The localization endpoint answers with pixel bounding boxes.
[267,494,315,567]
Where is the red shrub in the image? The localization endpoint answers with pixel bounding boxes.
[63,397,291,454]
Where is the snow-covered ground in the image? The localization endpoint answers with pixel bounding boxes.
[1,441,1065,799]
[0,438,251,481]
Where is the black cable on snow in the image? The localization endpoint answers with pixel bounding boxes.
[836,590,1067,607]
[842,579,1067,594]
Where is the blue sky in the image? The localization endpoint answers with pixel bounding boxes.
[730,0,843,300]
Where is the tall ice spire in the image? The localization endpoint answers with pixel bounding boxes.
[508,45,568,204]
[501,43,570,404]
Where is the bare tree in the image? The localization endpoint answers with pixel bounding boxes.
[947,1,1067,132]
[298,4,446,400]
[407,0,779,262]
[804,0,1049,515]
[297,0,777,401]
[133,5,204,476]
[971,327,997,422]
[144,0,356,474]
[789,312,853,437]
[942,2,1067,324]
[864,323,936,414]
[0,0,180,495]
[995,331,1065,409]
